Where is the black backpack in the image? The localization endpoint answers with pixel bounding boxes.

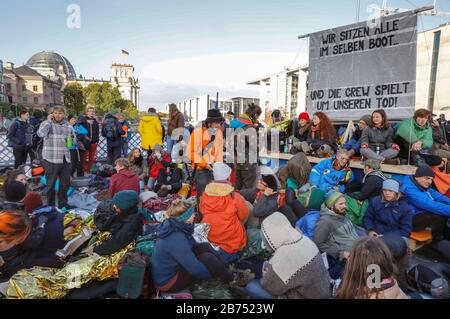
[405,259,450,298]
[103,118,118,140]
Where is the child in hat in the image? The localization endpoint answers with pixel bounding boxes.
[364,179,413,239]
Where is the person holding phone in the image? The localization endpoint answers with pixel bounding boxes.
[37,106,73,210]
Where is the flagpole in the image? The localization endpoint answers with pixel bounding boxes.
[216,92,219,109]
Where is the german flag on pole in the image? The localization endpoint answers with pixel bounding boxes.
[121,50,129,56]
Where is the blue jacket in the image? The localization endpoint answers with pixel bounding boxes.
[401,176,450,218]
[7,118,32,148]
[308,157,354,193]
[69,124,89,150]
[295,211,320,239]
[151,219,211,287]
[363,195,413,237]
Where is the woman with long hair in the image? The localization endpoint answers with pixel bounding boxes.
[334,236,408,299]
[167,103,185,156]
[360,110,400,164]
[301,112,337,157]
[128,148,148,192]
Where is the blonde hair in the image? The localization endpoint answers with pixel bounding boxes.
[52,105,67,114]
[165,200,192,219]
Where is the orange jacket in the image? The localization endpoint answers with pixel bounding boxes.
[199,182,249,254]
[187,127,223,170]
[432,166,450,195]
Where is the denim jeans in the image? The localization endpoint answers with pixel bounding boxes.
[147,177,156,190]
[121,140,129,157]
[166,137,176,158]
[245,279,276,299]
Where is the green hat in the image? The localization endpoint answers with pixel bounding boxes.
[175,207,195,223]
[112,190,138,211]
[325,190,344,209]
[309,188,326,210]
[296,187,326,210]
[363,159,381,170]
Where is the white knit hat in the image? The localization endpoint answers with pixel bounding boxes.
[213,163,232,181]
[139,191,157,203]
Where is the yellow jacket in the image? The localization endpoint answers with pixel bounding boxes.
[138,114,163,150]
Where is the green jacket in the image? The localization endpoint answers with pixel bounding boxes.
[344,195,369,227]
[395,118,433,149]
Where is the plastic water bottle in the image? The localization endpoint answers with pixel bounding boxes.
[66,134,74,148]
[288,138,293,152]
[284,139,289,153]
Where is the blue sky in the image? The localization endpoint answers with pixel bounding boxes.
[1,0,449,110]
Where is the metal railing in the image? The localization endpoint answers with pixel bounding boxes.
[0,132,143,167]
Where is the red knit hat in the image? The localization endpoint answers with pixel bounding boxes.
[23,192,44,215]
[298,112,310,121]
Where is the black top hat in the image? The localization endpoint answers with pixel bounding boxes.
[205,109,224,123]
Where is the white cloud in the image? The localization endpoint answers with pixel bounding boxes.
[136,51,308,110]
[139,51,308,89]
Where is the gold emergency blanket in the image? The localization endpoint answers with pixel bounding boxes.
[64,213,95,241]
[6,242,134,299]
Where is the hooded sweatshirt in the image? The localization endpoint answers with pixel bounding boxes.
[277,152,312,189]
[93,206,142,256]
[199,182,249,254]
[109,169,140,198]
[151,219,211,287]
[260,213,332,299]
[138,112,163,150]
[347,170,388,201]
[313,203,359,260]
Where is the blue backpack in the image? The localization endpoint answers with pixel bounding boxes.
[295,211,321,239]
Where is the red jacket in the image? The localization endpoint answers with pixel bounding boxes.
[109,169,140,198]
[148,152,171,179]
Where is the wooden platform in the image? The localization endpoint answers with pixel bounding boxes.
[259,151,417,176]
